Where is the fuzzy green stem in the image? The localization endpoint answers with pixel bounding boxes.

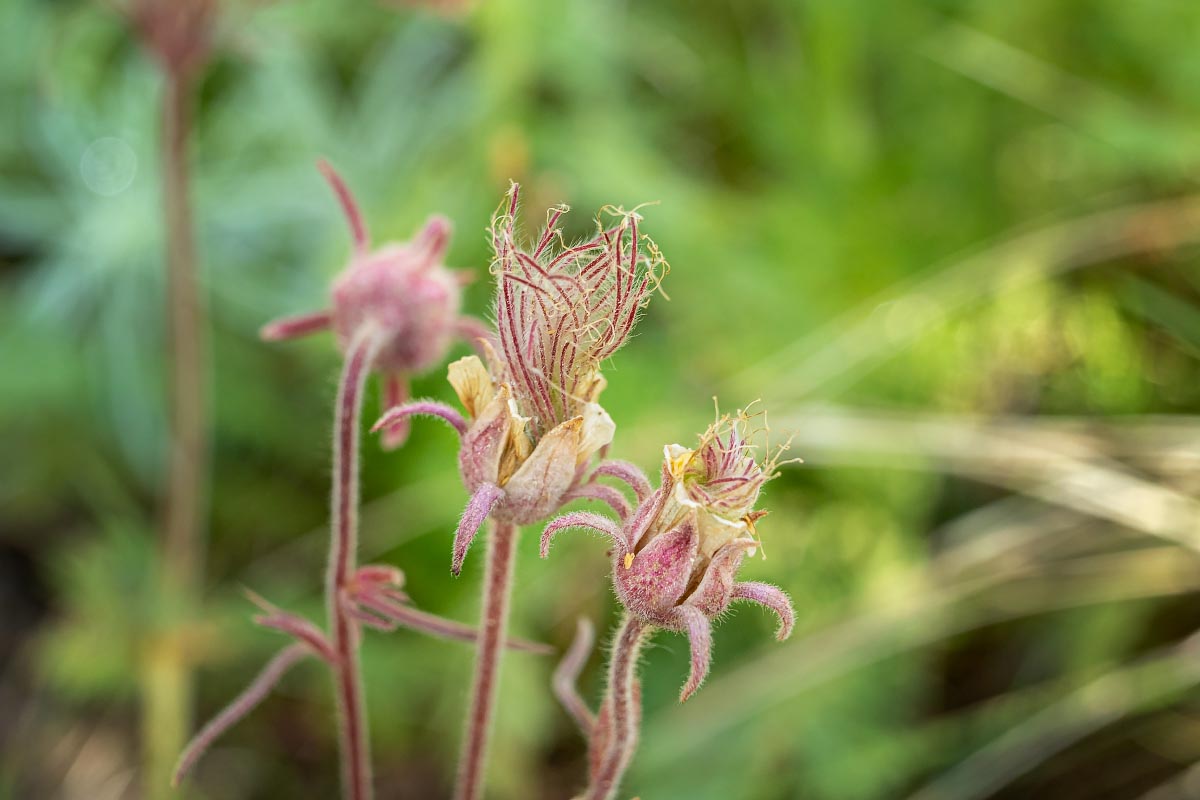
[454,520,519,800]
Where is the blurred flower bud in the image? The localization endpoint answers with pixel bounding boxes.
[330,214,461,376]
[262,161,488,450]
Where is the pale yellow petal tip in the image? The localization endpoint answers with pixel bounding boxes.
[447,355,493,417]
[582,370,608,403]
[664,443,694,480]
[623,552,635,570]
[578,402,615,464]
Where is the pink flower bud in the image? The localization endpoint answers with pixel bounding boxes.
[315,162,463,376]
[612,412,786,625]
[262,161,489,450]
[544,409,796,700]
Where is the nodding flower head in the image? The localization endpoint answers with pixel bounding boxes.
[328,210,459,378]
[262,161,488,450]
[447,184,666,528]
[374,184,667,574]
[616,410,791,626]
[541,408,796,700]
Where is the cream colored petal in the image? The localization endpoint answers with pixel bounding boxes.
[498,394,533,484]
[695,510,751,560]
[577,402,615,465]
[664,443,695,482]
[502,417,583,524]
[581,371,608,403]
[447,355,494,418]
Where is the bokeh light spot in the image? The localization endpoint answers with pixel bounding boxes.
[80,137,137,196]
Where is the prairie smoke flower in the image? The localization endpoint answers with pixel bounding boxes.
[543,410,796,700]
[371,183,666,800]
[262,160,488,449]
[543,411,795,800]
[374,182,668,572]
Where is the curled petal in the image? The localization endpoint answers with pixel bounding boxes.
[673,605,712,702]
[731,581,795,641]
[259,310,332,342]
[685,538,757,618]
[173,644,309,786]
[453,483,506,575]
[577,402,615,465]
[372,400,467,437]
[317,159,368,253]
[593,459,652,501]
[562,482,632,521]
[447,355,495,418]
[540,511,625,559]
[553,617,597,735]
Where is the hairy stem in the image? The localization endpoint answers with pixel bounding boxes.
[145,67,208,800]
[587,614,649,800]
[454,520,518,800]
[554,618,597,737]
[330,326,382,800]
[173,644,310,786]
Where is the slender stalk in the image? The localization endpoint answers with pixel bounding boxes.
[173,644,310,785]
[330,326,383,800]
[145,66,208,800]
[587,614,649,800]
[553,618,597,737]
[454,520,518,800]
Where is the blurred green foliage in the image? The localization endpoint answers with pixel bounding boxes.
[3,0,1200,799]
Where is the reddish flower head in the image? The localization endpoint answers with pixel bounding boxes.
[372,183,667,573]
[261,161,489,449]
[541,410,796,700]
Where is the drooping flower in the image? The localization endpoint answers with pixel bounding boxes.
[542,409,796,700]
[373,182,668,572]
[261,160,490,449]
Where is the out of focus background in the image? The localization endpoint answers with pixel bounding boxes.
[4,1,1200,798]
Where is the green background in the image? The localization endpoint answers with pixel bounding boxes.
[4,0,1200,798]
